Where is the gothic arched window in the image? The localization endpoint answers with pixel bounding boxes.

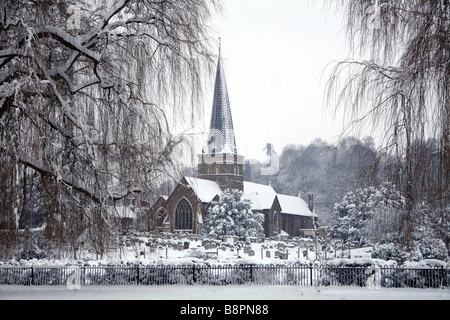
[175,198,193,230]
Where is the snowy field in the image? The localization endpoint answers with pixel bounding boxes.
[1,284,449,300]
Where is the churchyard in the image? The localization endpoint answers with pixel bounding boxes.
[112,232,363,266]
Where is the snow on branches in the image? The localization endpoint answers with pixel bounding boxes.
[203,189,265,242]
[0,0,220,257]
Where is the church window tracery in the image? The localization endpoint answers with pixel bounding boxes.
[175,198,193,230]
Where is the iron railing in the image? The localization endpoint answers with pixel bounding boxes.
[0,264,448,288]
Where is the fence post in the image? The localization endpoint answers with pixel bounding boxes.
[309,266,313,286]
[82,267,85,286]
[250,264,253,283]
[136,265,140,285]
[192,265,196,284]
[30,267,34,286]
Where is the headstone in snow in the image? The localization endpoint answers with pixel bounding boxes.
[248,237,258,243]
[201,239,210,248]
[248,249,255,256]
[223,235,235,244]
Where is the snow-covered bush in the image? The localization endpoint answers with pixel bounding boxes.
[371,243,412,264]
[20,247,47,260]
[202,189,265,242]
[330,183,405,248]
[412,202,449,261]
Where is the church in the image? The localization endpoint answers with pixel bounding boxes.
[148,45,319,239]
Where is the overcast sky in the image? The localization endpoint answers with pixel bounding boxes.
[193,0,352,162]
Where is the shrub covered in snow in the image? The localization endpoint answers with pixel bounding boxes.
[371,243,413,264]
[202,189,265,242]
[330,183,405,247]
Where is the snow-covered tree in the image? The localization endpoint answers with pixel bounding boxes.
[410,202,449,261]
[203,189,265,242]
[330,183,405,247]
[326,0,450,250]
[0,0,221,258]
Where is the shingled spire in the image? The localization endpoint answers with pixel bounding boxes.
[207,41,237,155]
[198,41,244,192]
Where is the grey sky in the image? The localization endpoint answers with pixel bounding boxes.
[199,0,351,161]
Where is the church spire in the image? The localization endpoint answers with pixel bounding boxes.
[198,40,244,192]
[207,41,237,155]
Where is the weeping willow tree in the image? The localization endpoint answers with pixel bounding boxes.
[325,0,449,250]
[0,0,221,258]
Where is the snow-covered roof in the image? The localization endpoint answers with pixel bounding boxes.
[242,181,277,210]
[181,178,317,218]
[277,194,317,218]
[183,177,223,203]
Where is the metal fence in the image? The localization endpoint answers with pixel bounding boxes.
[0,264,448,288]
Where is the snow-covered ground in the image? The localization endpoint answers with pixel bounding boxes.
[1,284,449,300]
[1,236,376,268]
[2,235,448,303]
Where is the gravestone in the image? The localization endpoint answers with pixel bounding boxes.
[248,237,258,243]
[223,236,235,244]
[201,239,210,247]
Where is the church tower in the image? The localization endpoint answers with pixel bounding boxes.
[198,43,244,191]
